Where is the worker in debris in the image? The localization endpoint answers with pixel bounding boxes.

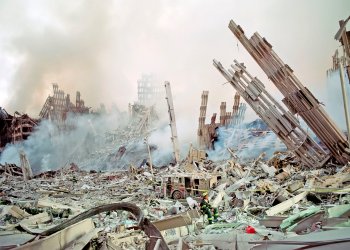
[200,192,219,224]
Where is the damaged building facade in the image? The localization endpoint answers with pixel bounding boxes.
[197,91,246,150]
[0,108,38,153]
[39,84,90,124]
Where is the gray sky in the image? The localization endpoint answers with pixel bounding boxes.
[0,0,349,143]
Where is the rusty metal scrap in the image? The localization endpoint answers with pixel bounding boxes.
[228,20,350,165]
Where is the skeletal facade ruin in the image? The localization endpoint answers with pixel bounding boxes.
[0,108,38,152]
[213,60,329,168]
[137,74,163,106]
[226,20,350,165]
[39,84,90,124]
[197,91,246,149]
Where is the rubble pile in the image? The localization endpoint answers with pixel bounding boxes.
[1,151,350,249]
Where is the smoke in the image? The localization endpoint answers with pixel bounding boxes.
[207,121,286,162]
[0,1,349,170]
[1,1,348,122]
[0,109,127,172]
[0,104,190,173]
[0,0,125,114]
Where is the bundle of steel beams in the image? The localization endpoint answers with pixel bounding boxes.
[228,20,350,164]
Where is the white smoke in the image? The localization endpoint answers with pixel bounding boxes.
[0,104,195,173]
[207,121,286,162]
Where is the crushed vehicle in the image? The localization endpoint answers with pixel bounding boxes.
[156,173,223,199]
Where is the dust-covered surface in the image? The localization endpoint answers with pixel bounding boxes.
[1,150,350,249]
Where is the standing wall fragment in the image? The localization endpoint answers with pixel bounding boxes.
[228,20,350,164]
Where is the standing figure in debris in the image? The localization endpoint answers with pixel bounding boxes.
[200,192,219,224]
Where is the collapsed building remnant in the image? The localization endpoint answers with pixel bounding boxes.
[228,20,350,165]
[164,81,180,163]
[0,107,38,151]
[0,107,12,151]
[1,85,90,154]
[137,74,164,107]
[39,84,90,124]
[11,112,38,143]
[128,103,158,136]
[198,91,246,149]
[213,60,330,168]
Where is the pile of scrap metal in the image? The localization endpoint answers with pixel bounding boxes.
[0,107,38,152]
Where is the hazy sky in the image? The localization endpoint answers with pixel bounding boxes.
[0,0,349,142]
